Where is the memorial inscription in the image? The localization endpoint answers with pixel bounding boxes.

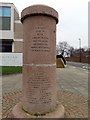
[31,26,50,52]
[25,71,52,104]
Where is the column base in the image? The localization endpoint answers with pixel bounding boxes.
[12,102,65,118]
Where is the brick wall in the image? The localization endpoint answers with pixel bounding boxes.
[66,51,89,63]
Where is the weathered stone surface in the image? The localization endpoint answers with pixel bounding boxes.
[21,4,58,23]
[22,15,56,64]
[21,4,59,114]
[12,4,65,118]
[12,102,64,118]
[22,65,57,113]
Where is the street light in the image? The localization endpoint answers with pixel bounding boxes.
[79,38,81,62]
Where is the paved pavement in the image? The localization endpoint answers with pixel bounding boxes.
[57,65,88,98]
[1,65,88,118]
[2,74,22,95]
[2,65,88,98]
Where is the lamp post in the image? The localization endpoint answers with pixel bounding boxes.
[79,38,81,62]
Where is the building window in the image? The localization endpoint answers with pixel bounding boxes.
[3,7,11,16]
[0,39,13,52]
[0,7,2,16]
[0,6,11,30]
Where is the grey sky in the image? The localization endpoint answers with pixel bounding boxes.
[1,0,88,48]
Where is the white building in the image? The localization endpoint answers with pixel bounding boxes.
[0,2,23,66]
[0,2,23,53]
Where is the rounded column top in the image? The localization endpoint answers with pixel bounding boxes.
[21,4,58,24]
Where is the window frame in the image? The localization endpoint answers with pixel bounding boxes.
[0,6,11,30]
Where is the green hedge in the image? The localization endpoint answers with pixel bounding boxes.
[0,66,22,75]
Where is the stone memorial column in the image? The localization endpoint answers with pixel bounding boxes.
[12,5,64,118]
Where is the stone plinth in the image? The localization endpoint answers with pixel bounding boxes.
[56,58,65,68]
[12,4,64,118]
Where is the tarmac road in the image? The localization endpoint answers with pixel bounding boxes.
[67,61,90,70]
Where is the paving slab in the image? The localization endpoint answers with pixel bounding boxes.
[57,66,88,98]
